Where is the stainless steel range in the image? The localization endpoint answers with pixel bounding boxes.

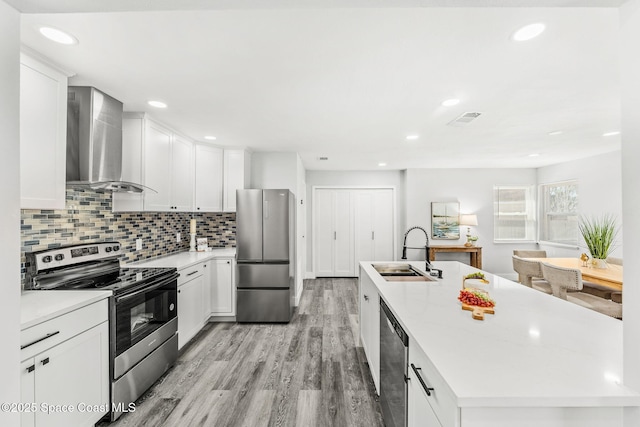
[25,242,179,421]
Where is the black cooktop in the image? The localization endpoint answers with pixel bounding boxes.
[36,266,177,296]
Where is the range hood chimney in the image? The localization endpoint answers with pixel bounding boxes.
[66,86,147,193]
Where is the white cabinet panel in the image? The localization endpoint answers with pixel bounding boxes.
[171,134,194,211]
[316,188,393,277]
[408,364,443,427]
[359,270,380,393]
[194,144,223,212]
[314,189,335,277]
[21,320,109,427]
[178,273,205,349]
[144,121,173,211]
[333,190,353,276]
[112,115,144,212]
[19,54,67,210]
[223,149,247,212]
[210,259,235,316]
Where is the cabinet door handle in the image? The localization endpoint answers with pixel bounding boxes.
[186,270,199,277]
[364,294,369,301]
[411,363,434,396]
[41,357,50,366]
[20,331,60,350]
[372,231,375,240]
[334,231,337,240]
[226,261,230,264]
[26,365,35,373]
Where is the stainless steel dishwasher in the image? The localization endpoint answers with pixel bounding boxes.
[379,297,409,427]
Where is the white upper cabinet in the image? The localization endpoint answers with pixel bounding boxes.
[223,149,250,212]
[143,120,174,211]
[113,114,248,213]
[112,114,144,212]
[170,134,194,211]
[194,144,224,212]
[19,53,68,210]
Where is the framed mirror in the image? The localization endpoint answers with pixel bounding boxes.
[431,202,460,240]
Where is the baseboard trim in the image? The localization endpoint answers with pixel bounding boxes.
[304,272,316,280]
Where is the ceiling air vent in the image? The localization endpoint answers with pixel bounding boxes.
[447,112,482,127]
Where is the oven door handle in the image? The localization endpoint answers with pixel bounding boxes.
[115,273,179,303]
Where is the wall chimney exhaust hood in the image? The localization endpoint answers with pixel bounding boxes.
[66,86,151,193]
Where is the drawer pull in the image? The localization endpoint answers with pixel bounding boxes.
[186,270,199,277]
[21,331,60,350]
[26,365,35,373]
[411,363,434,396]
[364,294,369,301]
[41,357,50,366]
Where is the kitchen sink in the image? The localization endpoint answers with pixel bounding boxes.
[372,263,437,282]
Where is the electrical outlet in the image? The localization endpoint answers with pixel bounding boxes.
[135,239,142,251]
[176,232,181,243]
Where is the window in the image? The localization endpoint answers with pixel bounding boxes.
[493,186,536,242]
[539,180,579,246]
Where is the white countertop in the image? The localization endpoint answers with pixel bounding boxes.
[21,290,112,330]
[361,260,640,408]
[128,248,236,270]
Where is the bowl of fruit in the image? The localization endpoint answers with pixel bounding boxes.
[462,272,489,287]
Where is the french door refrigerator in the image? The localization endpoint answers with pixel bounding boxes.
[236,189,295,322]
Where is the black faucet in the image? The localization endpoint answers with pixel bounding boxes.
[401,226,433,272]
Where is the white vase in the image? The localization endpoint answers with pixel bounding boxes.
[591,258,608,269]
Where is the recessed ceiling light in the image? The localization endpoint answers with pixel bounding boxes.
[528,153,540,157]
[512,23,546,42]
[548,130,563,136]
[378,162,387,167]
[39,26,78,45]
[441,98,460,107]
[204,136,216,140]
[406,135,419,140]
[603,131,620,137]
[147,100,167,109]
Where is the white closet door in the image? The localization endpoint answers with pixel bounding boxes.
[373,189,394,261]
[333,190,354,276]
[315,189,335,277]
[354,191,375,271]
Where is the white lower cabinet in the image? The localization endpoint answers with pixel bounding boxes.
[408,367,443,427]
[209,259,235,316]
[407,337,459,427]
[177,264,206,349]
[358,269,380,393]
[21,300,109,427]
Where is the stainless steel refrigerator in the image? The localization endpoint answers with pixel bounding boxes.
[236,189,295,322]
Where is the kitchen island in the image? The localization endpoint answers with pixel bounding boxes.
[360,261,640,427]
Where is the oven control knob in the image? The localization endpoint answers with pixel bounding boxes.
[42,255,52,263]
[54,254,64,261]
[113,245,120,252]
[170,303,175,311]
[105,247,112,253]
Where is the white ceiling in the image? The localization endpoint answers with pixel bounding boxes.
[18,5,623,170]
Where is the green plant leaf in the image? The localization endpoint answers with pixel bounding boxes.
[578,214,619,259]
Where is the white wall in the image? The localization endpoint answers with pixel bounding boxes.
[0,1,21,424]
[250,151,307,303]
[405,168,538,276]
[621,1,640,426]
[537,150,623,258]
[305,169,406,276]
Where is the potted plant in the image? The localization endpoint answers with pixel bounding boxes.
[464,235,478,247]
[578,214,619,268]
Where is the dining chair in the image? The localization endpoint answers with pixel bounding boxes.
[540,262,583,300]
[513,250,547,258]
[512,256,552,294]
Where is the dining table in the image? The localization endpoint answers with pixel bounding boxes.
[527,257,623,291]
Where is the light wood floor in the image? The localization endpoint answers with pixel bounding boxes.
[104,278,384,427]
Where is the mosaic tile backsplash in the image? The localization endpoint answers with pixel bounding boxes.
[21,187,236,286]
